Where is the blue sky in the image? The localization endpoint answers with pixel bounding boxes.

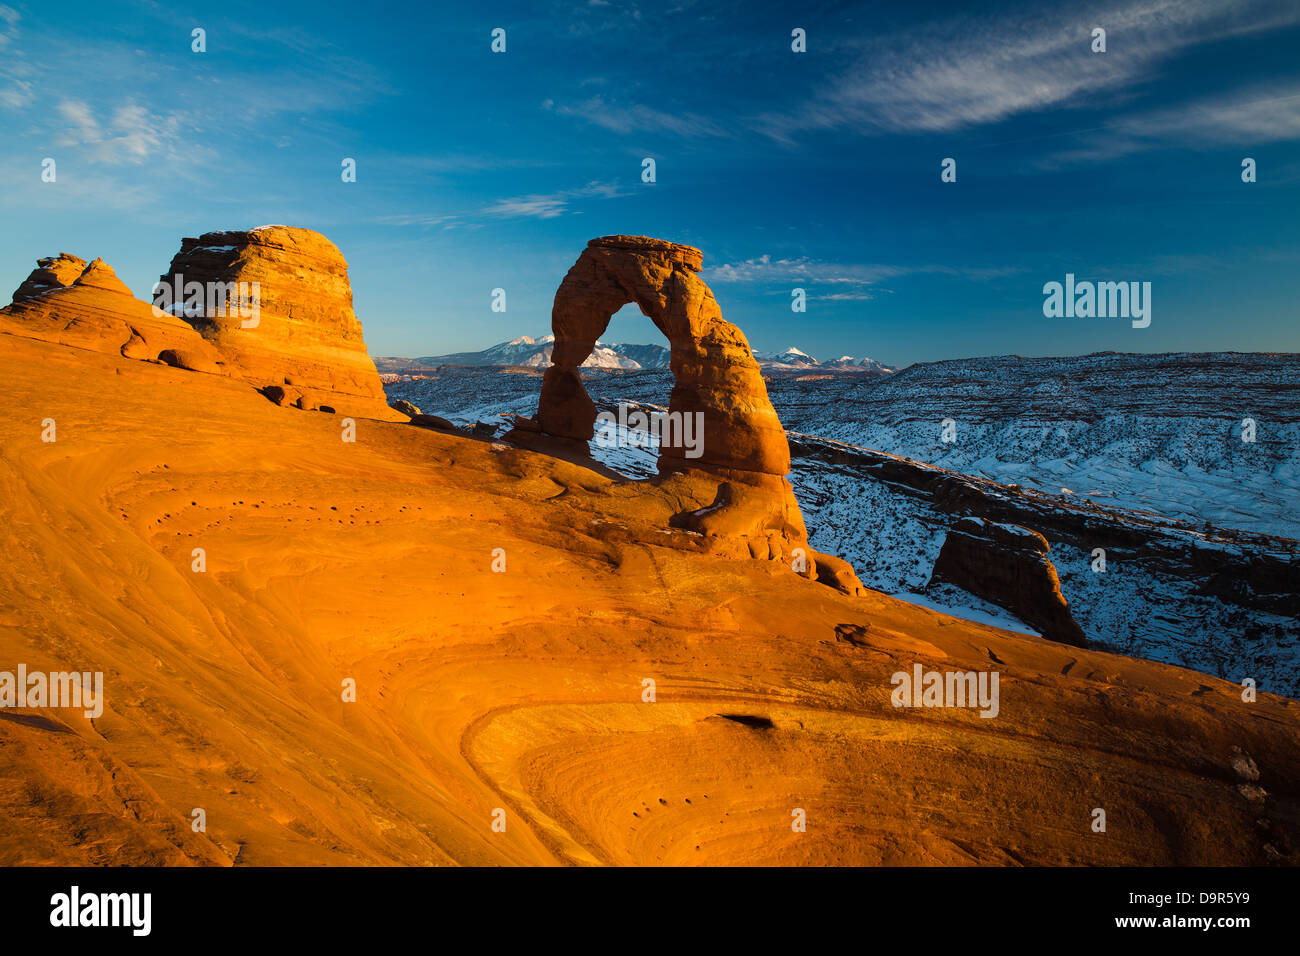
[2,0,1298,366]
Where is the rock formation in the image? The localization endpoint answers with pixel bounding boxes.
[531,236,788,477]
[10,253,87,301]
[159,226,402,420]
[0,255,229,371]
[510,235,864,594]
[930,516,1087,646]
[3,229,408,422]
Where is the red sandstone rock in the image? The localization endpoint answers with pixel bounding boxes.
[929,517,1087,647]
[514,235,865,595]
[535,235,789,477]
[10,253,87,301]
[159,226,402,421]
[0,256,230,373]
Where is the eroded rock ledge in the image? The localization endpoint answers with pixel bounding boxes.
[930,517,1088,647]
[0,255,228,372]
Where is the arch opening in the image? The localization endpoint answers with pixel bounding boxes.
[534,234,789,481]
[581,303,676,479]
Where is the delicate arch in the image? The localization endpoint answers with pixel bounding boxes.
[535,236,789,478]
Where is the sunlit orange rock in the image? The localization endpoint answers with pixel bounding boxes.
[0,325,1295,866]
[514,235,864,593]
[2,231,1292,869]
[159,226,402,420]
[536,236,788,476]
[10,253,87,301]
[1,256,230,371]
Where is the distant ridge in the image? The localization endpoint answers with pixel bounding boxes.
[380,335,897,375]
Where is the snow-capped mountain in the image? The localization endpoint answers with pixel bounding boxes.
[517,342,643,370]
[411,335,648,370]
[826,355,896,374]
[752,346,819,367]
[752,346,897,374]
[386,336,894,375]
[606,342,671,369]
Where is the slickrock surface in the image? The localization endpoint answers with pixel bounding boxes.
[0,256,229,372]
[1,330,1297,865]
[930,517,1088,647]
[516,236,862,593]
[159,226,402,421]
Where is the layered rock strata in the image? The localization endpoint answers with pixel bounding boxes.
[1,256,228,372]
[159,226,401,420]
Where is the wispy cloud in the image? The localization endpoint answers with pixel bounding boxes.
[708,256,910,285]
[547,95,728,138]
[0,157,159,211]
[381,180,627,229]
[376,212,459,228]
[0,5,34,109]
[483,181,624,219]
[185,21,395,120]
[1041,86,1300,165]
[483,196,569,219]
[54,99,181,164]
[759,0,1300,140]
[706,255,1020,296]
[818,291,877,301]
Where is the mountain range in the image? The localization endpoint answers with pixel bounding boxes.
[376,336,897,375]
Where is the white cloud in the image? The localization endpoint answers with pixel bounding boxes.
[1042,85,1300,165]
[482,181,625,219]
[550,95,728,138]
[382,181,627,229]
[707,255,1020,290]
[57,100,99,138]
[0,156,158,211]
[761,0,1300,139]
[818,291,877,301]
[484,196,569,219]
[377,212,458,228]
[707,255,909,285]
[0,6,34,109]
[53,99,180,164]
[0,80,32,109]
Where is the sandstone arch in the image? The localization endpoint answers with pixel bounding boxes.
[535,235,789,480]
[520,235,865,595]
